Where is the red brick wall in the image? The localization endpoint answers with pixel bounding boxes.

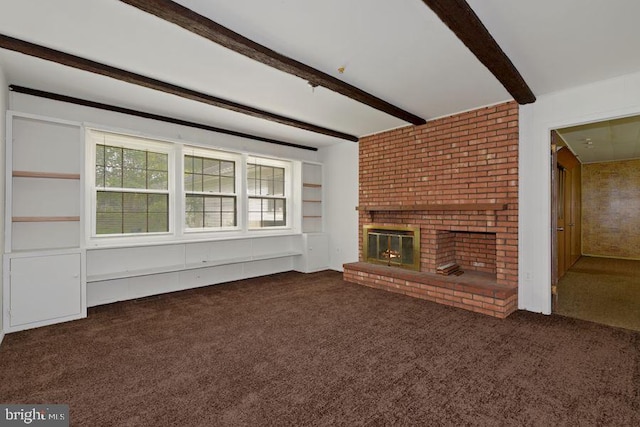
[435,230,456,267]
[358,101,518,288]
[454,232,497,274]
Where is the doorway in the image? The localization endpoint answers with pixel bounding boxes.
[551,117,640,331]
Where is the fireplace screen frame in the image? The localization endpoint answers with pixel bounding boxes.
[363,224,420,271]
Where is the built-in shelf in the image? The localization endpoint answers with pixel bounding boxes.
[13,171,81,180]
[6,114,84,254]
[302,163,323,233]
[12,216,81,222]
[357,203,508,212]
[86,251,303,283]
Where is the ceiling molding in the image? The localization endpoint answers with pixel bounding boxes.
[0,33,358,142]
[421,0,536,105]
[119,0,427,126]
[9,85,318,151]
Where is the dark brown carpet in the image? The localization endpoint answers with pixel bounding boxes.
[1,271,639,426]
[557,256,640,331]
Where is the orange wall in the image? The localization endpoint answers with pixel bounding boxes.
[582,159,640,259]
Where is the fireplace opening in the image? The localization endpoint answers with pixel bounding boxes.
[363,225,420,271]
[435,230,497,275]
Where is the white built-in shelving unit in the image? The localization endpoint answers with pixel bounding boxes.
[85,235,303,306]
[3,113,86,332]
[3,110,330,332]
[302,162,323,233]
[7,114,83,252]
[296,162,329,272]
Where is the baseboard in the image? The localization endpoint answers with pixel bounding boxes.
[0,330,5,348]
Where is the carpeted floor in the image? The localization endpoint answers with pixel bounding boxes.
[1,270,639,426]
[557,256,640,331]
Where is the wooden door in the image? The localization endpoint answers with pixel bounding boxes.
[556,146,581,278]
[569,165,582,266]
[557,165,567,277]
[552,132,583,309]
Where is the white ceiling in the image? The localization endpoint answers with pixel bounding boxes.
[1,0,640,149]
[556,116,640,164]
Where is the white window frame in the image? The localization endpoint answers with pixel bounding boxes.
[84,129,302,246]
[182,146,242,233]
[86,129,175,241]
[246,156,292,230]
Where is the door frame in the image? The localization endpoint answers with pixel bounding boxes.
[550,130,559,311]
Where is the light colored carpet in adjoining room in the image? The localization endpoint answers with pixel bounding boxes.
[556,256,640,331]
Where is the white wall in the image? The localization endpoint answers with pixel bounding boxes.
[10,94,320,163]
[0,66,7,338]
[319,141,359,271]
[519,70,640,314]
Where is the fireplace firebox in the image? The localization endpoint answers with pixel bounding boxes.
[363,225,420,271]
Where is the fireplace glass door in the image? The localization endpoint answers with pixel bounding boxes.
[363,225,420,271]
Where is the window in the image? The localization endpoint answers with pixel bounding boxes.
[247,157,289,228]
[89,130,296,240]
[184,152,238,230]
[92,132,171,236]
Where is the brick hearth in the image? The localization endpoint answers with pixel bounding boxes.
[344,101,519,318]
[344,262,517,319]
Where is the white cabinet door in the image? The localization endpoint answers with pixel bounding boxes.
[305,233,329,272]
[296,233,329,273]
[10,253,82,328]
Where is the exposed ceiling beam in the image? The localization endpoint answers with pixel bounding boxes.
[9,85,318,151]
[421,0,536,105]
[0,34,358,142]
[119,0,427,126]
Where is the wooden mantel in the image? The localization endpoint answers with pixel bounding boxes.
[357,203,508,212]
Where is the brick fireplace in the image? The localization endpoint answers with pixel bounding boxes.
[344,101,518,318]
